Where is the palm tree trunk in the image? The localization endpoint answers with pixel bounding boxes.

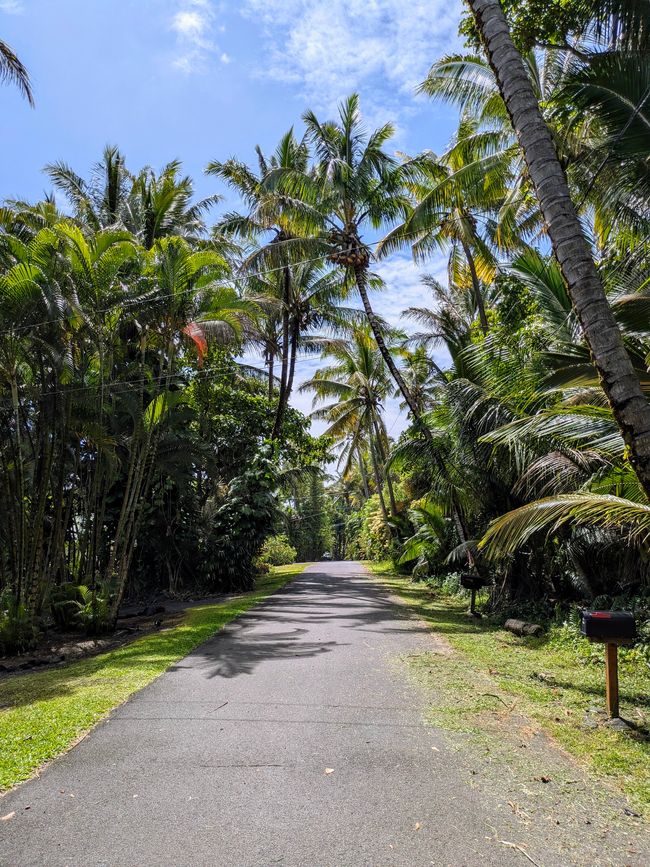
[271,267,291,440]
[354,264,426,423]
[368,435,389,524]
[372,416,398,515]
[460,238,489,335]
[468,0,650,498]
[357,448,370,499]
[286,318,300,402]
[354,262,469,541]
[267,348,275,402]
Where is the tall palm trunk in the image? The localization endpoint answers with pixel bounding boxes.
[357,447,370,499]
[286,318,300,402]
[468,0,650,497]
[353,262,469,542]
[372,416,398,515]
[271,266,291,440]
[267,347,275,401]
[368,431,389,524]
[354,264,426,425]
[460,239,489,335]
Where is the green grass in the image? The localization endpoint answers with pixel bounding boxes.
[367,561,650,812]
[0,564,307,792]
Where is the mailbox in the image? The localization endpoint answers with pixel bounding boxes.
[580,610,637,645]
[580,610,637,720]
[460,573,486,591]
[460,573,489,616]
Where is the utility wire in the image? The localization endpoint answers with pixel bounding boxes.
[0,225,438,337]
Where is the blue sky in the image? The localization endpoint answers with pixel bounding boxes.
[0,0,464,436]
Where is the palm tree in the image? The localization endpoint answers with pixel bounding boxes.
[46,149,219,247]
[404,275,477,375]
[0,38,33,105]
[267,97,475,545]
[127,160,220,249]
[381,119,515,334]
[207,130,317,439]
[419,42,650,252]
[466,0,650,499]
[301,326,397,521]
[46,146,130,230]
[104,236,256,621]
[265,96,428,426]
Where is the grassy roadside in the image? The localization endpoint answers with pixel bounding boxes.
[0,564,307,792]
[367,561,650,812]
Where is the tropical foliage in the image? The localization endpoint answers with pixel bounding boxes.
[2,0,650,650]
[310,1,650,624]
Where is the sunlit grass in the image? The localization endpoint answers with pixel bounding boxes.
[367,561,650,812]
[0,564,307,792]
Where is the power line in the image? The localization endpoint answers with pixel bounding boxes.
[2,362,264,400]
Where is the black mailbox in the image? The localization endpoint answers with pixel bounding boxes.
[580,610,637,645]
[460,573,486,591]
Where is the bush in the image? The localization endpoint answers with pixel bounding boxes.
[49,582,113,635]
[204,451,279,591]
[0,590,38,654]
[259,534,297,567]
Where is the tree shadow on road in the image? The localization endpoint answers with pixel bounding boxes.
[190,569,452,680]
[190,623,340,679]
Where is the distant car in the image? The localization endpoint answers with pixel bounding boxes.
[320,552,333,561]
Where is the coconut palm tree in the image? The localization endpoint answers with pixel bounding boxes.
[207,130,318,439]
[381,119,515,334]
[264,96,427,425]
[265,97,476,546]
[46,149,219,246]
[466,0,650,499]
[301,326,398,521]
[0,38,33,105]
[419,40,650,252]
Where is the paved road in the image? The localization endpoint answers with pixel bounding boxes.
[0,563,644,866]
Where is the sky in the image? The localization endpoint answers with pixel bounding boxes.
[0,0,464,439]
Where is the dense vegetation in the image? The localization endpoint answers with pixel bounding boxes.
[317,0,650,634]
[2,0,650,654]
[0,147,334,650]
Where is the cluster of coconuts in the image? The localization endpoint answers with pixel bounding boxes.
[326,228,370,269]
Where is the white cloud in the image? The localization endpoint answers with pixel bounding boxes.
[241,0,462,118]
[171,0,228,72]
[0,0,24,13]
[174,10,207,38]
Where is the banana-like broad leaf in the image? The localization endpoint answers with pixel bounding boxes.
[143,391,182,430]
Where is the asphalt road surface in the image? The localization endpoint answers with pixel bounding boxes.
[0,562,646,866]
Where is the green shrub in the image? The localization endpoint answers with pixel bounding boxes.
[259,534,297,567]
[0,590,38,654]
[205,451,280,590]
[50,584,82,631]
[49,583,113,635]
